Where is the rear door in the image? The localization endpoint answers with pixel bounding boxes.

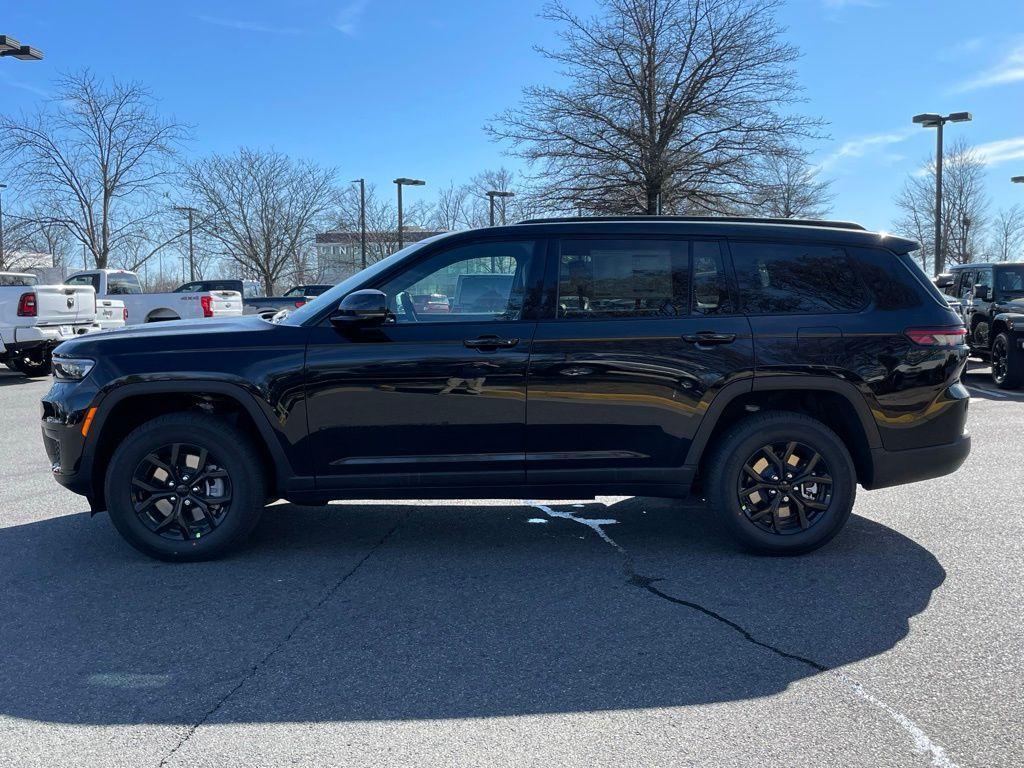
[525,237,754,490]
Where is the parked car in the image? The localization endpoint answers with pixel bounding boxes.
[1,272,100,376]
[42,217,970,561]
[938,262,1024,388]
[67,269,242,324]
[174,279,332,319]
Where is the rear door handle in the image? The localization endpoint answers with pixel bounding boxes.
[464,335,520,350]
[682,332,736,346]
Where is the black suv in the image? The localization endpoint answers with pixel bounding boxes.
[41,217,970,560]
[938,263,1024,388]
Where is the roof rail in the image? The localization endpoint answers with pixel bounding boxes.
[515,215,867,231]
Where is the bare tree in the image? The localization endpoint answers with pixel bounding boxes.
[893,138,989,272]
[987,205,1024,263]
[488,0,822,215]
[0,71,189,270]
[186,148,340,294]
[748,153,833,219]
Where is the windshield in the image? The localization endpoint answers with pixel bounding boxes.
[278,235,450,325]
[996,266,1024,296]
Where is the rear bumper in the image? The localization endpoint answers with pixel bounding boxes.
[2,323,101,354]
[866,434,971,489]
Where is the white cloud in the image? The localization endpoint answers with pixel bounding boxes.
[195,15,303,35]
[974,136,1024,167]
[818,128,915,170]
[953,43,1024,92]
[332,0,369,36]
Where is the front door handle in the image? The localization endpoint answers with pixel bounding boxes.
[682,332,736,346]
[464,335,520,350]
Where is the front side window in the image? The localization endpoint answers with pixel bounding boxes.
[380,239,542,324]
[556,239,688,319]
[957,271,976,300]
[975,268,994,293]
[731,241,867,314]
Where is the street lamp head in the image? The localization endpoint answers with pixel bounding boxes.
[1012,176,1024,184]
[948,111,972,123]
[393,177,425,186]
[486,190,515,199]
[0,36,21,53]
[350,178,364,184]
[913,113,942,127]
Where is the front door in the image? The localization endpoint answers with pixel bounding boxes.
[305,238,545,491]
[526,237,754,490]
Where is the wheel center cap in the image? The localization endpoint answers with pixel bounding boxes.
[176,484,189,495]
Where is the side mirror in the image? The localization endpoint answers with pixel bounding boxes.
[935,274,954,289]
[330,289,389,327]
[974,284,991,301]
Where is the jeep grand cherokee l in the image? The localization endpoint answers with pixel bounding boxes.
[41,217,970,561]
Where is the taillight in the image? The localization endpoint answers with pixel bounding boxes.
[123,307,128,322]
[905,327,967,346]
[17,292,36,317]
[294,300,306,308]
[200,295,213,318]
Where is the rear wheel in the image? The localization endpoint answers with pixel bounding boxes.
[104,412,266,561]
[991,332,1023,389]
[706,412,856,555]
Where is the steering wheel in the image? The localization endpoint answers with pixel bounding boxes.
[397,291,419,323]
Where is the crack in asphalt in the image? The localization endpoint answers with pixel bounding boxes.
[156,513,408,768]
[526,500,959,768]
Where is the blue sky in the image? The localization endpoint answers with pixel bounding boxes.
[2,0,1023,232]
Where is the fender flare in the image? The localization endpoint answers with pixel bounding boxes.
[991,312,1024,336]
[85,378,299,495]
[683,374,882,468]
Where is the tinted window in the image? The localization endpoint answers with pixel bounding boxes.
[996,266,1024,296]
[381,239,541,323]
[691,241,734,315]
[975,268,994,291]
[731,241,867,314]
[556,239,688,319]
[175,282,202,293]
[0,273,37,286]
[849,247,922,310]
[956,270,975,300]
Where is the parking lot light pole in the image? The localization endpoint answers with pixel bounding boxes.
[0,183,6,267]
[0,36,44,61]
[486,190,515,227]
[912,111,972,276]
[393,178,425,250]
[172,206,198,281]
[351,179,367,269]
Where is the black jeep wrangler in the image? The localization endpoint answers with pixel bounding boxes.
[938,262,1024,388]
[41,217,970,561]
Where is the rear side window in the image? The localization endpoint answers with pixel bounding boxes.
[108,273,142,295]
[67,273,101,292]
[556,239,689,318]
[730,241,867,314]
[848,247,922,310]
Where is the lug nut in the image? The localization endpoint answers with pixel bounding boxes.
[192,486,200,493]
[184,500,191,506]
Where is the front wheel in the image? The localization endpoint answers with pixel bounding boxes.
[705,412,856,555]
[991,332,1023,389]
[104,412,267,561]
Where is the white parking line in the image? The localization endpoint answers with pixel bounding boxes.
[967,386,1010,399]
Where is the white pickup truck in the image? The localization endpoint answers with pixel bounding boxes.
[0,272,102,376]
[65,269,243,324]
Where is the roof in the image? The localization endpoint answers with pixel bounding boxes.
[442,217,919,255]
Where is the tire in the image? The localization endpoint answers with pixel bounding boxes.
[10,353,52,377]
[991,332,1024,389]
[705,411,856,555]
[104,412,267,561]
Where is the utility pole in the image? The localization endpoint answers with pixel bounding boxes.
[0,184,6,269]
[351,179,367,269]
[172,205,198,281]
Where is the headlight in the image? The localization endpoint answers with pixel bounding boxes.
[52,357,95,381]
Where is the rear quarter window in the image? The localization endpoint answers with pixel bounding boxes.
[730,241,868,314]
[848,247,922,310]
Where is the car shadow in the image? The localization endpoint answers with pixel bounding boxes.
[0,498,945,725]
[0,370,36,387]
[962,361,1024,401]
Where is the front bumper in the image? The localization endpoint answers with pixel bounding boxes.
[41,377,104,505]
[866,434,971,489]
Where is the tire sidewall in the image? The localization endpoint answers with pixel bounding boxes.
[714,418,855,555]
[993,333,1023,389]
[105,418,262,560]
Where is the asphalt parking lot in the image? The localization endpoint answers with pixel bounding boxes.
[0,365,1020,768]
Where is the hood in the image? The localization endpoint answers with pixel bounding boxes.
[53,315,279,358]
[996,298,1024,315]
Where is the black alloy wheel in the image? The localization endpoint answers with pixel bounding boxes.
[737,441,832,535]
[131,442,233,541]
[992,334,1009,386]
